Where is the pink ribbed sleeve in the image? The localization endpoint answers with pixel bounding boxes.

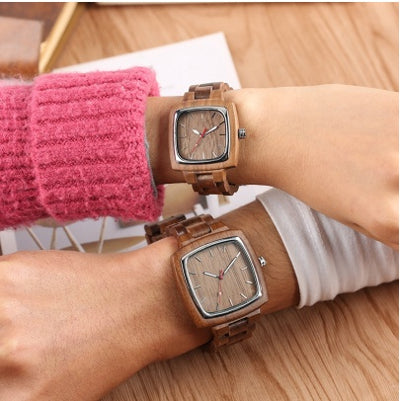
[0,67,164,229]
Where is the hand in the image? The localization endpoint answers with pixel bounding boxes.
[147,85,398,248]
[222,251,241,276]
[203,271,219,278]
[190,127,207,154]
[227,85,399,248]
[204,121,224,136]
[216,270,223,310]
[0,250,146,401]
[190,121,224,154]
[0,241,210,401]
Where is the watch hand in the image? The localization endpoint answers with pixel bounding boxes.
[203,271,219,278]
[190,127,207,154]
[204,121,224,136]
[204,125,218,135]
[216,269,223,310]
[223,252,241,276]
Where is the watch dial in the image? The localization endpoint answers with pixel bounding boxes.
[183,238,260,317]
[175,108,228,162]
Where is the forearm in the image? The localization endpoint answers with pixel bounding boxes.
[126,200,299,364]
[146,84,398,247]
[2,193,397,400]
[130,192,398,364]
[147,85,398,186]
[0,200,297,401]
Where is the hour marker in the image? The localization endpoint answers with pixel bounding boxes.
[194,256,202,262]
[209,249,214,257]
[194,285,201,290]
[222,246,227,252]
[188,271,196,275]
[212,151,218,158]
[240,266,248,271]
[240,293,248,299]
[246,280,254,285]
[229,298,234,306]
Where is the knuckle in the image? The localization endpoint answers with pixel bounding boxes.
[0,252,27,268]
[367,202,399,245]
[0,305,20,367]
[377,151,399,184]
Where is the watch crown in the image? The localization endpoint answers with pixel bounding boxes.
[238,128,246,139]
[258,256,267,267]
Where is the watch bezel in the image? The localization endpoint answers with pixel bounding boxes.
[173,106,230,165]
[182,236,262,319]
[171,229,268,328]
[169,98,240,172]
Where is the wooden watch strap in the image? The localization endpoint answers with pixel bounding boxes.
[145,214,186,244]
[145,214,227,246]
[184,82,231,100]
[181,82,239,196]
[183,170,239,196]
[210,309,260,351]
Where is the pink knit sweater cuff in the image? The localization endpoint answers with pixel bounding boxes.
[0,67,164,229]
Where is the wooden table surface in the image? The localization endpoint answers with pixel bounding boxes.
[54,3,399,401]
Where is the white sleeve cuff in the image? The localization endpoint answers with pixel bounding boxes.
[257,188,399,308]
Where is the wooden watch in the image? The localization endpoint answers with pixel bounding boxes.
[145,214,268,351]
[169,82,246,195]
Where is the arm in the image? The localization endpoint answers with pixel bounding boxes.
[1,72,397,248]
[0,71,397,247]
[146,85,399,248]
[0,201,297,401]
[1,191,397,401]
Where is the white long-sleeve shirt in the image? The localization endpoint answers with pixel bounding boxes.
[257,188,398,307]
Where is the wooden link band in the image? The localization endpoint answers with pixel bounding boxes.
[183,170,238,196]
[144,214,186,244]
[145,214,228,247]
[184,82,232,101]
[209,309,260,351]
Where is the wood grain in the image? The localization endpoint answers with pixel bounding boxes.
[56,3,398,90]
[53,3,398,401]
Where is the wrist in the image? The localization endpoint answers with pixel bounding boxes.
[146,95,183,185]
[145,87,296,188]
[120,201,298,366]
[218,200,300,313]
[120,237,211,364]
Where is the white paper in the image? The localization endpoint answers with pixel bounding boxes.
[55,32,241,95]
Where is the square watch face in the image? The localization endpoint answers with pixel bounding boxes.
[174,107,229,163]
[181,237,262,318]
